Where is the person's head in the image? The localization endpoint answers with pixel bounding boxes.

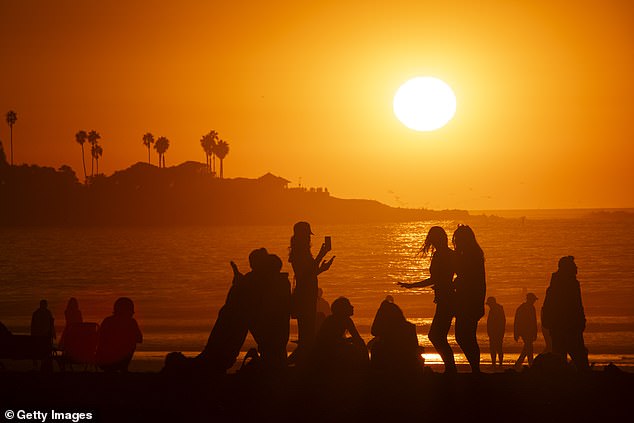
[378,298,405,326]
[66,297,79,311]
[113,297,135,318]
[289,221,312,262]
[249,248,269,272]
[557,256,577,277]
[267,254,283,273]
[486,296,497,307]
[331,297,354,318]
[420,226,448,256]
[39,299,48,309]
[452,224,483,258]
[526,293,538,304]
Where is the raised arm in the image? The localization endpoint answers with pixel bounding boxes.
[398,278,434,289]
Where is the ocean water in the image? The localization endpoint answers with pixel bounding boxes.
[1,215,633,369]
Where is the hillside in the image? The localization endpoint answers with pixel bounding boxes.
[0,157,468,226]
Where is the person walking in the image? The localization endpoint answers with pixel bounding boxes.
[486,296,506,367]
[514,293,538,369]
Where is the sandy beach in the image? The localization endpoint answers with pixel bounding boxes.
[1,362,633,423]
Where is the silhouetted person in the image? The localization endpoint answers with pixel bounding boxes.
[288,222,334,364]
[198,248,269,373]
[251,254,291,371]
[541,256,589,371]
[315,288,331,334]
[31,299,56,346]
[369,297,422,377]
[453,225,486,373]
[514,293,538,368]
[310,297,368,374]
[398,226,456,374]
[486,296,505,367]
[96,297,143,372]
[60,297,83,349]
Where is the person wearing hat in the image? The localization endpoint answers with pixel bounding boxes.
[541,256,589,371]
[486,296,506,368]
[513,292,538,369]
[288,221,334,364]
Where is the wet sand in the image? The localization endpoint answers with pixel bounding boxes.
[1,365,632,423]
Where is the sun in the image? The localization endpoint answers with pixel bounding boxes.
[393,77,457,131]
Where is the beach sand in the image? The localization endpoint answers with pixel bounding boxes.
[1,362,632,423]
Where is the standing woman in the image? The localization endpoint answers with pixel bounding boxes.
[452,225,486,373]
[288,221,334,363]
[399,226,456,374]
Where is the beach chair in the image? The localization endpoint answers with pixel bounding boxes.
[59,322,99,371]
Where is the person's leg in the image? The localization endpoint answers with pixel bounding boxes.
[515,339,527,368]
[568,331,589,371]
[489,338,496,366]
[527,340,534,366]
[428,304,456,373]
[456,316,480,373]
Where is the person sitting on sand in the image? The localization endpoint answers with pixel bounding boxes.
[60,297,83,349]
[309,297,368,374]
[514,293,538,369]
[96,297,143,372]
[31,299,56,346]
[486,296,506,367]
[541,256,589,371]
[369,296,422,377]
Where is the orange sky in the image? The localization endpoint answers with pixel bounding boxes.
[1,0,633,210]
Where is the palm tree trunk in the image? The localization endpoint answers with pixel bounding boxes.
[96,158,99,175]
[220,159,224,179]
[148,146,151,165]
[81,144,87,183]
[212,154,216,176]
[91,155,94,177]
[9,126,13,166]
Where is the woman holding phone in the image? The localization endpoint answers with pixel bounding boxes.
[288,221,335,364]
[398,226,456,374]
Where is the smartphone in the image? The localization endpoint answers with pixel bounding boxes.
[324,236,332,251]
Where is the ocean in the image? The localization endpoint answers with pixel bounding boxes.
[1,213,633,370]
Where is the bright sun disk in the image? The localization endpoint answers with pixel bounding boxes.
[393,77,457,131]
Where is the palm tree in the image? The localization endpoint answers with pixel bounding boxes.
[75,130,88,183]
[87,130,101,177]
[154,136,170,168]
[5,110,17,166]
[200,130,217,173]
[91,144,103,175]
[142,132,155,165]
[214,140,229,179]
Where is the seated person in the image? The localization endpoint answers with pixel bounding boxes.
[369,297,422,376]
[310,297,368,374]
[96,297,143,372]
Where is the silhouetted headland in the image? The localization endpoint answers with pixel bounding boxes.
[0,155,469,226]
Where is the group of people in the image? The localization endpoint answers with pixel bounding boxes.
[193,221,590,377]
[11,221,590,377]
[28,297,143,372]
[485,255,589,372]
